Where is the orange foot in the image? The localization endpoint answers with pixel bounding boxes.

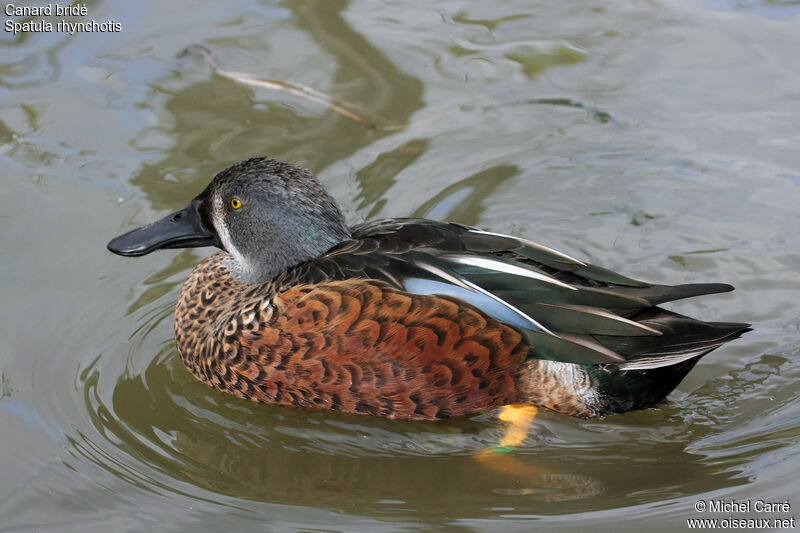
[475,404,543,475]
[482,403,539,454]
[495,403,539,451]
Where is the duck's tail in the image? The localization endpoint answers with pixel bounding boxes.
[583,309,750,415]
[516,309,750,418]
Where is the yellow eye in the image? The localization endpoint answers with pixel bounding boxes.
[230,198,242,209]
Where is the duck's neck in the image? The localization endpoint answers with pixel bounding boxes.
[220,252,268,284]
[219,224,352,285]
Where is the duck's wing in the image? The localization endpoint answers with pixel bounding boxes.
[288,218,744,367]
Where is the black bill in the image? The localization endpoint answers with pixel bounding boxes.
[107,200,218,256]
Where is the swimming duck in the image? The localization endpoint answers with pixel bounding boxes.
[108,158,749,429]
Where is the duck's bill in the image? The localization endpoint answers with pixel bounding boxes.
[107,201,218,257]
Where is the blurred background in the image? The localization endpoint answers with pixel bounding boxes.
[1,0,799,531]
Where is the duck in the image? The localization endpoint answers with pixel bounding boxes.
[108,157,750,437]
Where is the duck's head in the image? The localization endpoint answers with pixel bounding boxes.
[108,158,352,284]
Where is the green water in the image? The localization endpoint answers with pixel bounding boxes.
[1,0,799,531]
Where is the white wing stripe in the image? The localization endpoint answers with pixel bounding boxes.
[441,254,577,291]
[467,229,587,266]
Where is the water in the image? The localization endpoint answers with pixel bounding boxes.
[1,0,799,531]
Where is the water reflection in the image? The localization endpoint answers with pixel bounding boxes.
[354,138,429,219]
[413,165,519,225]
[129,0,424,212]
[104,344,615,511]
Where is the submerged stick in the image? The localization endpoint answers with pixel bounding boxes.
[182,45,378,129]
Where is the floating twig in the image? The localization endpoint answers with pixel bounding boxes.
[181,45,378,129]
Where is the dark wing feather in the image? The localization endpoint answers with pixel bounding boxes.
[596,308,750,369]
[284,218,748,368]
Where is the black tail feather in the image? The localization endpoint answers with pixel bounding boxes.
[588,312,750,415]
[605,282,735,307]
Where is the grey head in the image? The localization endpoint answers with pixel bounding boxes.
[107,157,352,284]
[207,158,352,282]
